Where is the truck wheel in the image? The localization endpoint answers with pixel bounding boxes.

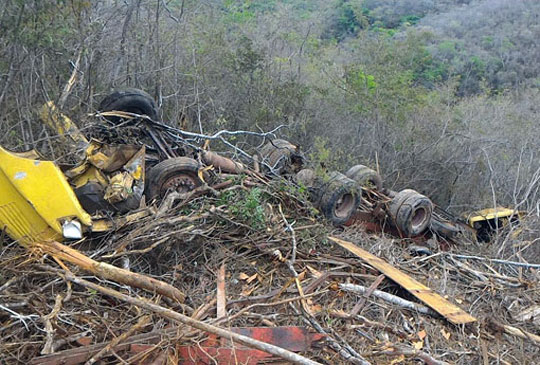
[296,168,317,187]
[318,171,360,225]
[99,88,159,122]
[146,157,204,201]
[345,164,383,191]
[389,189,432,237]
[260,139,303,175]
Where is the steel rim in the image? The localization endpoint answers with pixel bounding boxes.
[335,193,355,219]
[161,173,199,197]
[411,206,428,230]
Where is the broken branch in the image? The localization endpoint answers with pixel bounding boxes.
[62,272,323,365]
[85,315,151,365]
[33,240,185,303]
[339,283,436,316]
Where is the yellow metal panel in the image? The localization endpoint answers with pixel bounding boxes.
[0,146,92,242]
[329,236,477,325]
[0,169,61,243]
[72,166,109,189]
[39,102,89,148]
[468,207,517,224]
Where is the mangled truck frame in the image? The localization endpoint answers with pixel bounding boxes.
[0,88,522,246]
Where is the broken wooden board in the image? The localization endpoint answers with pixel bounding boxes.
[328,236,476,325]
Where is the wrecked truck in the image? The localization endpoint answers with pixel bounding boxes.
[0,88,521,245]
[0,130,150,243]
[295,162,522,243]
[0,89,306,244]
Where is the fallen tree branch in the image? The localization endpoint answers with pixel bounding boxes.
[33,240,185,303]
[61,272,322,365]
[447,254,540,269]
[58,50,82,109]
[349,275,385,318]
[279,204,298,277]
[94,109,284,147]
[217,262,227,320]
[31,325,190,364]
[85,315,151,365]
[0,303,39,331]
[215,290,327,326]
[490,322,540,346]
[41,294,63,355]
[290,303,371,365]
[51,331,91,353]
[330,236,476,324]
[0,276,23,293]
[380,344,451,365]
[339,283,437,316]
[154,120,286,142]
[156,185,218,217]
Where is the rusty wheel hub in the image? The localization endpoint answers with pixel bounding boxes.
[162,173,198,196]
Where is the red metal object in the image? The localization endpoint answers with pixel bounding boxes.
[203,151,246,174]
[30,326,323,365]
[175,326,325,364]
[345,211,431,243]
[345,211,456,251]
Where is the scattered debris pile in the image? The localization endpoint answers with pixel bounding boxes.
[1,89,539,364]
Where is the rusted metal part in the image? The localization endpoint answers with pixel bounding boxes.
[345,211,377,226]
[345,211,439,246]
[260,139,305,175]
[147,126,177,159]
[202,151,246,174]
[30,327,323,365]
[430,216,465,240]
[162,173,199,193]
[345,211,410,239]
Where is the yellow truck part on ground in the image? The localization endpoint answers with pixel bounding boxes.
[0,146,92,244]
[467,207,523,242]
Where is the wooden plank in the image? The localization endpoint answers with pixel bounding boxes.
[328,236,476,325]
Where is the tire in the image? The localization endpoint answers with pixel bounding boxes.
[296,168,316,187]
[99,88,159,123]
[295,168,320,202]
[260,139,303,175]
[317,171,360,225]
[345,164,383,191]
[145,157,204,201]
[388,189,432,237]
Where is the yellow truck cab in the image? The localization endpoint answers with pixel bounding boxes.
[0,103,147,244]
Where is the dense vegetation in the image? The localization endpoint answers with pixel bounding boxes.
[1,0,538,213]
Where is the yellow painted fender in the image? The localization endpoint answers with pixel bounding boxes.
[0,146,91,243]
